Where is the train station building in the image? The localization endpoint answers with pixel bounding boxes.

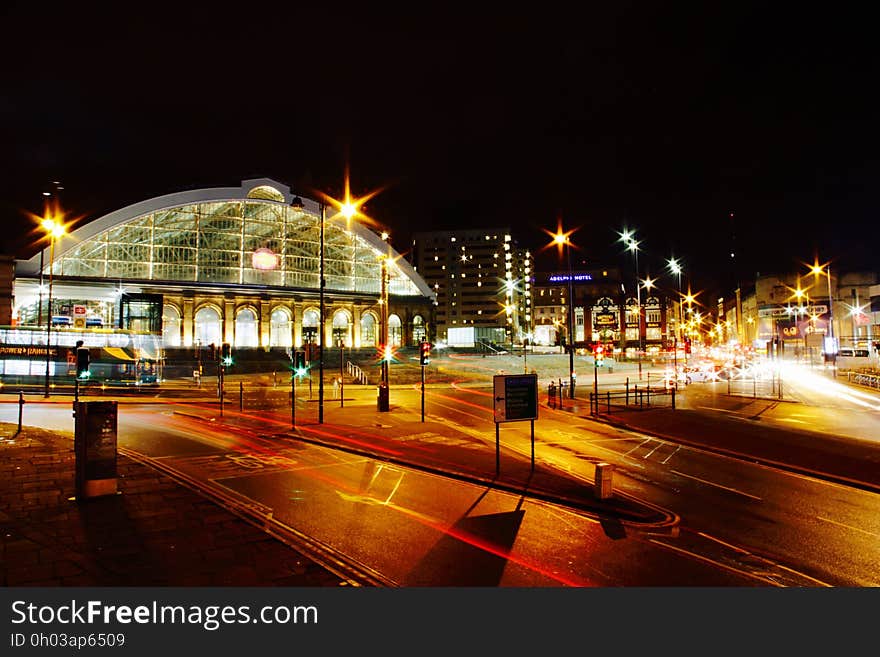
[4,179,436,382]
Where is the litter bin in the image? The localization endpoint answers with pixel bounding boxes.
[594,462,615,500]
[377,382,389,412]
[74,400,118,501]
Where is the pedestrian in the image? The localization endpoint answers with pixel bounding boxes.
[332,376,340,399]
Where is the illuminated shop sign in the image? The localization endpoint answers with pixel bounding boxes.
[548,273,593,283]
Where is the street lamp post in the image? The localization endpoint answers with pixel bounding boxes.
[551,231,576,399]
[379,252,390,410]
[810,262,835,354]
[619,230,643,378]
[667,258,683,374]
[41,217,65,398]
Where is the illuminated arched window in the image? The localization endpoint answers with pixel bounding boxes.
[162,305,181,347]
[388,314,402,347]
[412,314,426,345]
[360,312,377,347]
[270,308,292,347]
[194,307,222,348]
[332,310,352,347]
[302,308,319,345]
[235,308,259,347]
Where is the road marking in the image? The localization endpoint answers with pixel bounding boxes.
[660,445,682,464]
[670,470,763,501]
[646,539,783,586]
[777,418,808,425]
[624,438,653,456]
[643,441,665,459]
[817,515,880,538]
[696,406,741,414]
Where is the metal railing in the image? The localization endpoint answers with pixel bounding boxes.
[587,384,675,415]
[847,371,880,390]
[346,361,369,385]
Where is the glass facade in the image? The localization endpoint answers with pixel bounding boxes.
[50,200,423,297]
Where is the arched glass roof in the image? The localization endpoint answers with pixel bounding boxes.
[20,179,434,299]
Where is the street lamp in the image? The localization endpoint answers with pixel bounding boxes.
[552,229,576,399]
[301,185,367,424]
[809,261,835,346]
[41,215,66,398]
[667,257,683,371]
[619,229,644,376]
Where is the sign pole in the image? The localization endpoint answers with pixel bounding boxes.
[421,363,425,422]
[291,374,295,429]
[530,419,535,471]
[495,421,500,477]
[493,373,539,479]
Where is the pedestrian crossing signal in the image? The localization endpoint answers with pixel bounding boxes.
[76,346,90,379]
[221,342,232,366]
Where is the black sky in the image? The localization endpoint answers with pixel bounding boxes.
[2,4,878,302]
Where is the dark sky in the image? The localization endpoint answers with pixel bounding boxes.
[2,4,878,301]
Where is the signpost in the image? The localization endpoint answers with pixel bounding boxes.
[492,373,539,474]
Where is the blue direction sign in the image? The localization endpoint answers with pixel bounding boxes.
[493,374,539,423]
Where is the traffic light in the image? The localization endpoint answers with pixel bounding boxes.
[76,345,91,379]
[419,341,431,366]
[220,342,232,366]
[294,350,308,377]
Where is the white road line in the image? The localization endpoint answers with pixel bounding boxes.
[670,470,763,501]
[643,441,665,459]
[660,445,682,464]
[624,438,653,456]
[646,539,783,586]
[696,406,740,414]
[817,515,880,539]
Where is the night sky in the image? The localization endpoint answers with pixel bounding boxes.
[2,4,878,302]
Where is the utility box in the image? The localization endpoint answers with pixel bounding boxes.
[74,400,118,501]
[377,382,389,412]
[594,462,615,500]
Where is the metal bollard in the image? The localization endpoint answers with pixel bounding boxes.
[17,390,25,434]
[239,381,244,411]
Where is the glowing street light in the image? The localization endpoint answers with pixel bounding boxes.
[618,230,643,355]
[40,214,66,398]
[808,261,835,343]
[667,257,684,367]
[542,222,578,399]
[309,172,386,421]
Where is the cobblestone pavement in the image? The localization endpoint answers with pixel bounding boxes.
[0,424,349,587]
